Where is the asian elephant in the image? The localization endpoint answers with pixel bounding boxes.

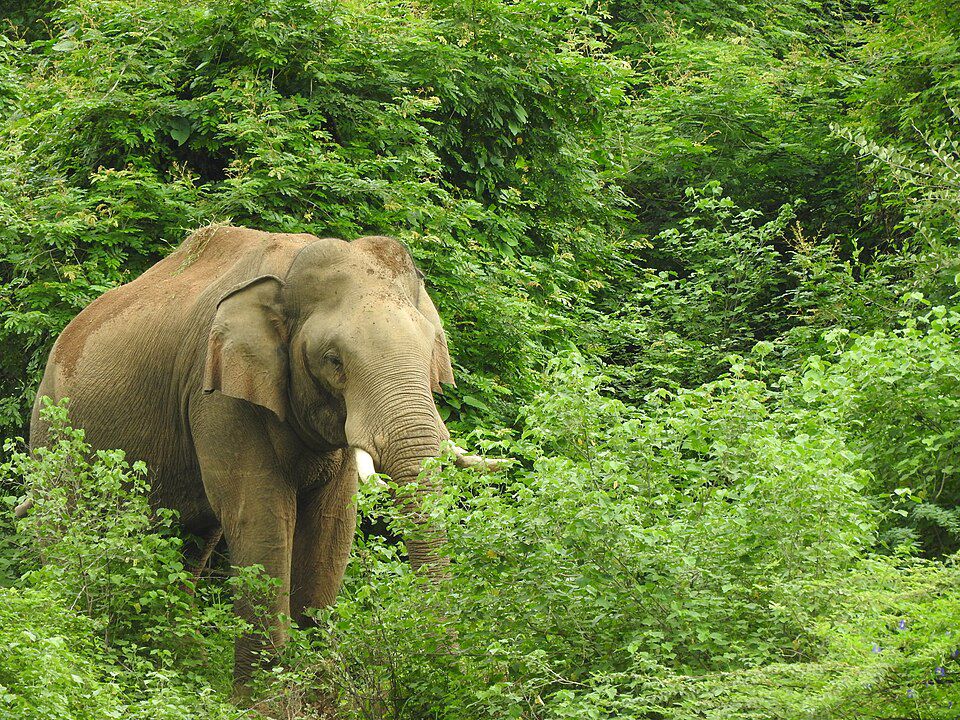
[28,226,483,683]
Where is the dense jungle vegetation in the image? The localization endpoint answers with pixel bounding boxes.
[2,0,960,717]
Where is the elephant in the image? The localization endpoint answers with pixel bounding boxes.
[28,225,491,683]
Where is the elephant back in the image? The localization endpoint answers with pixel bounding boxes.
[48,227,317,381]
[155,225,320,293]
[34,227,317,448]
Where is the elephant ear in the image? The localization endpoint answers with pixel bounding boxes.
[203,275,289,420]
[417,283,455,394]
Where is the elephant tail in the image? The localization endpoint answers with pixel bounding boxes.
[184,525,224,595]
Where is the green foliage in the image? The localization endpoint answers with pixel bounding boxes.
[653,45,846,216]
[0,581,241,720]
[265,354,887,718]
[795,307,960,555]
[4,357,959,719]
[849,0,960,148]
[0,587,123,720]
[603,185,798,394]
[795,555,960,717]
[229,351,957,719]
[2,0,960,717]
[610,0,853,57]
[612,1,859,237]
[7,401,234,658]
[0,401,241,718]
[825,0,960,310]
[831,123,960,307]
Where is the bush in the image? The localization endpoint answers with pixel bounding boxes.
[0,587,123,720]
[272,353,887,719]
[602,185,798,394]
[1,400,241,717]
[793,306,960,555]
[0,582,242,720]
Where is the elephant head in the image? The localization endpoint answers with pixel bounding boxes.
[202,235,458,575]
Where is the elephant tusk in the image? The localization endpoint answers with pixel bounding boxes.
[354,447,376,479]
[354,448,387,488]
[451,445,511,472]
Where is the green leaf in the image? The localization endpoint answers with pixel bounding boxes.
[462,395,489,410]
[52,39,78,52]
[168,118,191,145]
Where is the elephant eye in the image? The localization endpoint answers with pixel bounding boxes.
[324,352,343,369]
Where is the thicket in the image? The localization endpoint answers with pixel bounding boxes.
[1,0,959,717]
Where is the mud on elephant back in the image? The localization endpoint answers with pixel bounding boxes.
[25,225,505,686]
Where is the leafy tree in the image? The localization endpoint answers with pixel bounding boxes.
[0,0,630,436]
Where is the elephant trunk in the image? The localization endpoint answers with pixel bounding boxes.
[347,373,449,580]
[378,416,449,579]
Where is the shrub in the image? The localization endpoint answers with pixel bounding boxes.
[274,353,882,718]
[793,307,960,555]
[0,582,242,720]
[0,586,123,720]
[2,400,242,714]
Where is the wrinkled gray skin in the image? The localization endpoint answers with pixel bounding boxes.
[29,227,466,683]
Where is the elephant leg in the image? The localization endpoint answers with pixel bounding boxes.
[214,476,297,685]
[192,405,297,685]
[290,450,358,625]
